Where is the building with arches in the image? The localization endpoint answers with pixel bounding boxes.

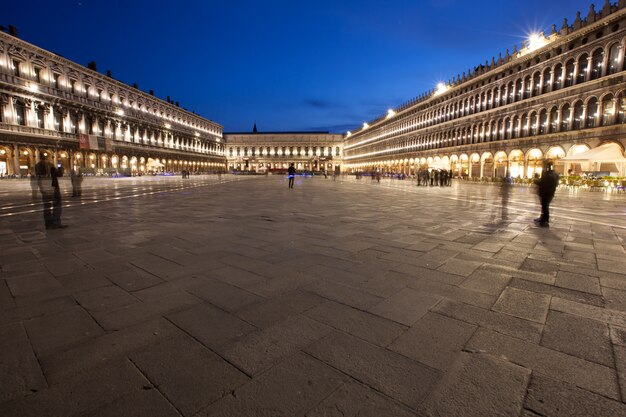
[343,1,626,179]
[225,127,343,173]
[0,32,225,178]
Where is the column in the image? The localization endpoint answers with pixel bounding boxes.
[13,144,20,176]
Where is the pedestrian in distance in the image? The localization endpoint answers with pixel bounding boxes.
[288,163,296,188]
[534,160,559,228]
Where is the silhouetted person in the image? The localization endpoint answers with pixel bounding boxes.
[534,161,559,228]
[288,163,296,188]
[35,153,67,229]
[71,168,83,197]
[29,170,39,201]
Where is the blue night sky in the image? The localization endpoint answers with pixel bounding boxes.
[6,0,594,133]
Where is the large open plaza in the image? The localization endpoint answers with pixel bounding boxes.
[1,175,626,416]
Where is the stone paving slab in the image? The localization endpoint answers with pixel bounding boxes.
[420,352,530,417]
[2,176,626,415]
[305,332,442,409]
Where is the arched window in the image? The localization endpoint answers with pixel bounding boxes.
[493,87,499,107]
[474,94,480,113]
[14,101,26,126]
[565,60,575,87]
[586,98,598,128]
[542,68,552,93]
[618,94,626,123]
[590,49,604,80]
[503,118,510,139]
[553,64,563,90]
[486,90,492,110]
[521,113,529,137]
[608,43,621,75]
[491,122,497,141]
[523,75,532,99]
[502,84,509,104]
[480,92,486,111]
[561,104,571,130]
[549,107,558,133]
[576,54,589,84]
[532,72,541,96]
[511,116,519,138]
[539,110,548,134]
[497,120,503,140]
[515,79,523,101]
[573,101,584,129]
[602,94,615,126]
[529,112,537,135]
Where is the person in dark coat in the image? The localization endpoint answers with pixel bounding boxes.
[534,160,559,227]
[288,163,296,188]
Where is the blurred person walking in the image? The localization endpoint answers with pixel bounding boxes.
[534,160,559,228]
[35,153,67,229]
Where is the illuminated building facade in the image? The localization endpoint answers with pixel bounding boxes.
[344,2,626,178]
[225,128,343,173]
[0,32,225,177]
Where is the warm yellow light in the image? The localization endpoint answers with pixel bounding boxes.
[23,151,29,155]
[28,84,39,93]
[165,123,171,129]
[115,109,125,116]
[0,150,5,155]
[387,109,396,118]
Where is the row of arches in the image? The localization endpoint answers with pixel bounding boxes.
[349,36,626,149]
[347,142,625,178]
[0,47,220,135]
[348,89,626,159]
[0,94,223,156]
[0,144,226,177]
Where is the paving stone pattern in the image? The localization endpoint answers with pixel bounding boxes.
[1,175,626,416]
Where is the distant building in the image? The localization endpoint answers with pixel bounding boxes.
[343,2,626,178]
[225,125,343,173]
[0,31,225,177]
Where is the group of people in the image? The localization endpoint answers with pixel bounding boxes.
[181,169,191,179]
[34,153,68,229]
[416,168,453,187]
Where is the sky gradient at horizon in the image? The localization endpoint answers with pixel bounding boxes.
[5,0,595,133]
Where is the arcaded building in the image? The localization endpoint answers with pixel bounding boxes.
[0,31,225,177]
[225,126,343,173]
[343,2,626,178]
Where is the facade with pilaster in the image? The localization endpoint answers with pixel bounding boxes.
[0,31,225,177]
[343,1,626,179]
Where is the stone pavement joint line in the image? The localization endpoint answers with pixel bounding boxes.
[1,175,626,416]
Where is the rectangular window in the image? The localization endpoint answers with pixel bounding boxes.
[52,73,59,88]
[12,60,20,77]
[69,79,76,94]
[34,67,41,83]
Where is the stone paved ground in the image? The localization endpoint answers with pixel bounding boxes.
[1,174,626,417]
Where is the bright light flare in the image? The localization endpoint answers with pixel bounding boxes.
[434,83,448,96]
[386,109,396,118]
